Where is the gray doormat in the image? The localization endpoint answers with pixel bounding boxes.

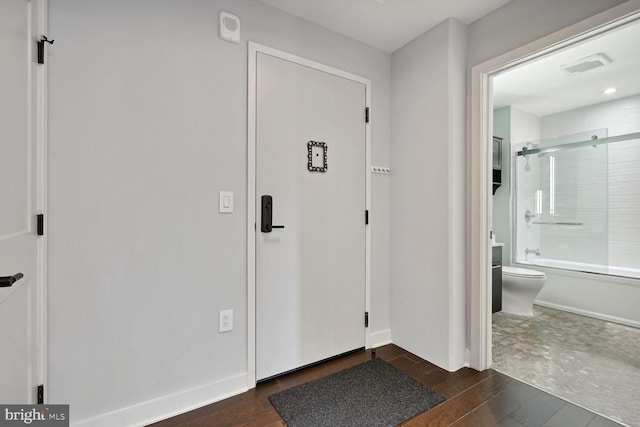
[268,358,445,427]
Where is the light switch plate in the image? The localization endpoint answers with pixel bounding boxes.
[219,191,233,213]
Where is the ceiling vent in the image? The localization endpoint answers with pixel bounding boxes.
[560,53,612,75]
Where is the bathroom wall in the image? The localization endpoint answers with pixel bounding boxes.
[493,106,540,265]
[492,107,511,264]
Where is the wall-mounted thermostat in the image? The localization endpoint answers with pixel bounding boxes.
[219,12,240,44]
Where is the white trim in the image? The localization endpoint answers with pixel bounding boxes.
[73,374,248,427]
[32,0,48,401]
[364,67,372,352]
[247,42,372,387]
[469,1,640,371]
[246,42,257,389]
[534,300,640,329]
[469,59,492,371]
[370,329,392,348]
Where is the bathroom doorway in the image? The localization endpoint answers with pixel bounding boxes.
[469,0,640,370]
[485,12,640,427]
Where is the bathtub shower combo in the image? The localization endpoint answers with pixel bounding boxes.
[506,129,640,323]
[503,129,640,327]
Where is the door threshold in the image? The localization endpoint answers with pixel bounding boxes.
[256,347,366,384]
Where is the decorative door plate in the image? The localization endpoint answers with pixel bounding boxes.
[307,141,328,172]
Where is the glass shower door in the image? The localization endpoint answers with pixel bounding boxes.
[513,129,608,273]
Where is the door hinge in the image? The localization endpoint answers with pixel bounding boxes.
[365,107,370,123]
[365,210,369,225]
[37,214,44,236]
[37,36,54,65]
[365,312,369,328]
[37,385,44,404]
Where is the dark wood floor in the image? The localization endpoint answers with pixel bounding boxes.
[150,345,621,427]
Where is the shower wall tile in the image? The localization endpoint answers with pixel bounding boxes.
[541,95,640,271]
[511,106,542,263]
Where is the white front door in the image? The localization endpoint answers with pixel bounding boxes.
[255,51,367,381]
[0,0,44,403]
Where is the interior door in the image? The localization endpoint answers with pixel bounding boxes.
[255,52,367,381]
[0,0,42,403]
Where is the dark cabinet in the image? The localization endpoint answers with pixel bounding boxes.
[492,245,502,313]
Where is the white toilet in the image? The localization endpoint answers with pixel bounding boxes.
[502,266,546,316]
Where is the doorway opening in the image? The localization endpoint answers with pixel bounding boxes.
[471,5,640,426]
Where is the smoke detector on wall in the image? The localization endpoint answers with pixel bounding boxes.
[559,53,612,75]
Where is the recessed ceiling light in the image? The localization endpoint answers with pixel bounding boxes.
[603,87,617,95]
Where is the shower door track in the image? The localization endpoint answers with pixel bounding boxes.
[516,131,640,157]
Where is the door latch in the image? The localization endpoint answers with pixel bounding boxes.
[0,273,24,288]
[261,195,285,233]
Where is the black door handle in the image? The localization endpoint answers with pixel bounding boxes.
[261,195,285,233]
[0,273,24,288]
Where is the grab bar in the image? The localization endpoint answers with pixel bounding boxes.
[532,221,583,226]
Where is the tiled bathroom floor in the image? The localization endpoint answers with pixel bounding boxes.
[492,305,640,427]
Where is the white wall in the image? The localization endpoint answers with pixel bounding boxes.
[467,0,628,67]
[47,1,391,425]
[390,18,467,371]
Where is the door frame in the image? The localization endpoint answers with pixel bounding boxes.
[35,0,48,401]
[247,42,371,387]
[6,0,49,401]
[468,1,640,370]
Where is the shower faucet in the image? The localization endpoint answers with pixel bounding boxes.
[525,248,541,256]
[524,210,538,222]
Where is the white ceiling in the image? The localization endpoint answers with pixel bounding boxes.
[493,20,640,117]
[256,0,513,53]
[255,0,640,118]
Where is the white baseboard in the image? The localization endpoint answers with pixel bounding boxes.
[370,328,392,348]
[73,373,248,427]
[535,300,640,329]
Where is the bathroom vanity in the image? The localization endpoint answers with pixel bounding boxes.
[492,244,503,313]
